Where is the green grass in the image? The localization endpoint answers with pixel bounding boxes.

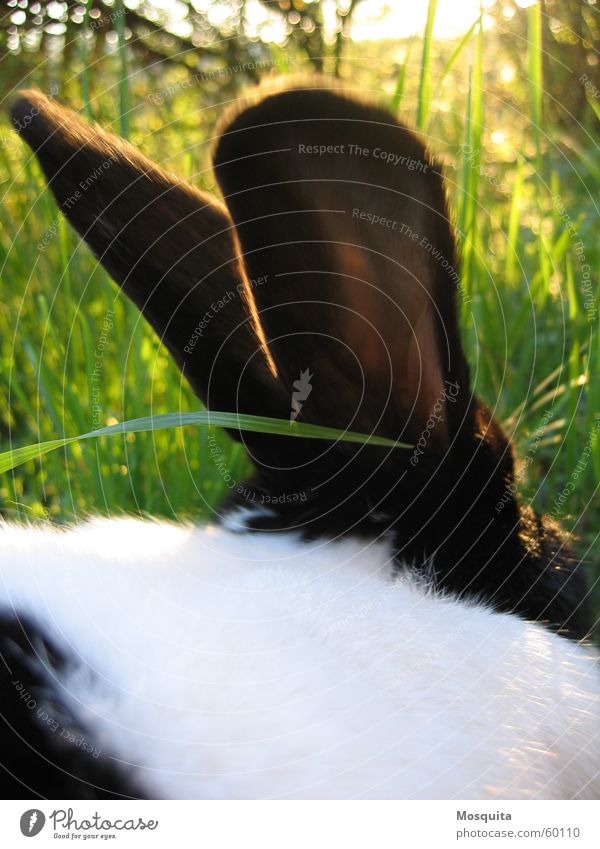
[0,6,598,612]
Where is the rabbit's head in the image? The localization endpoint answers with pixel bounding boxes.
[10,78,592,639]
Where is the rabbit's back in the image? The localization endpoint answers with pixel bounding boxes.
[1,518,598,799]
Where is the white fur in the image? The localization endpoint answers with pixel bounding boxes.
[0,517,598,800]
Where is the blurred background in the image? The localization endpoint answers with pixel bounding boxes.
[0,0,598,607]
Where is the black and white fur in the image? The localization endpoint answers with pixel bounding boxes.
[2,78,598,799]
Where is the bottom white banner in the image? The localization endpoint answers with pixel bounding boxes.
[0,800,598,848]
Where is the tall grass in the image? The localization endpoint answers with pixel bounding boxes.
[0,3,598,614]
[407,0,599,608]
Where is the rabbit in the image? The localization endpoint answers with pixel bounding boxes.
[1,77,598,800]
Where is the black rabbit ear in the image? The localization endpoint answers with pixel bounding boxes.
[10,90,286,419]
[213,80,470,444]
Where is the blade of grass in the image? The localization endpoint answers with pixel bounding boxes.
[505,158,524,286]
[114,0,130,139]
[0,412,412,474]
[528,1,543,177]
[585,92,600,123]
[80,1,94,121]
[391,38,414,113]
[416,0,438,131]
[439,16,480,88]
[565,240,582,481]
[527,1,550,304]
[458,15,483,298]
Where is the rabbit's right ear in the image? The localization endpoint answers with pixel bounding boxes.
[10,90,287,419]
[214,82,471,447]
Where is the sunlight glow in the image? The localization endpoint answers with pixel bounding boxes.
[350,0,499,42]
[500,63,516,83]
[133,0,518,47]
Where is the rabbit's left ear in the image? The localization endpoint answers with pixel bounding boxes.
[214,82,471,446]
[10,90,287,419]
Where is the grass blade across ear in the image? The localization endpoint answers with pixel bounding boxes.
[0,412,409,474]
[10,89,283,419]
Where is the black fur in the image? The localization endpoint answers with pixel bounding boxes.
[0,610,143,798]
[9,79,594,641]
